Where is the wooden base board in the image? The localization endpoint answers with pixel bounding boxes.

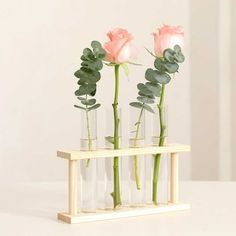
[58,203,190,224]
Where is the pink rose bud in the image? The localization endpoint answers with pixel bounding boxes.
[153,25,184,57]
[103,28,138,64]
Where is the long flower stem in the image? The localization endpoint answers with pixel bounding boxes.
[152,84,166,205]
[85,95,92,167]
[112,64,121,208]
[132,106,144,190]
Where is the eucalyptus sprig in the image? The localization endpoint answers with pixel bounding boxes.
[130,44,185,191]
[149,44,185,205]
[74,41,106,166]
[74,41,106,109]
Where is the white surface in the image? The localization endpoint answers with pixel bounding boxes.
[0,181,235,236]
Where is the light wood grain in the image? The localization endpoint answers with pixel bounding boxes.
[58,203,190,224]
[57,144,190,160]
[170,153,179,203]
[68,160,77,216]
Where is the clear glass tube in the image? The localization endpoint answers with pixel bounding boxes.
[80,109,97,151]
[96,158,106,210]
[79,109,97,212]
[129,107,146,206]
[151,106,168,204]
[152,106,168,144]
[104,108,123,209]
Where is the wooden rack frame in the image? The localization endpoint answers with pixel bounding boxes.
[57,143,190,224]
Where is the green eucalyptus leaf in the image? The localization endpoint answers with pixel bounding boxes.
[81,98,96,106]
[90,88,96,96]
[75,83,96,96]
[91,41,102,49]
[164,61,179,73]
[174,45,181,53]
[154,58,166,72]
[77,80,85,85]
[77,96,86,101]
[74,105,86,110]
[95,48,106,59]
[137,96,154,104]
[129,102,143,109]
[105,136,114,144]
[83,48,94,60]
[80,55,88,61]
[138,91,155,99]
[81,59,103,71]
[137,83,153,96]
[163,48,175,63]
[145,82,161,97]
[153,70,171,84]
[74,68,101,84]
[88,103,101,111]
[91,41,106,59]
[145,68,157,83]
[174,52,185,63]
[145,69,171,84]
[143,104,155,113]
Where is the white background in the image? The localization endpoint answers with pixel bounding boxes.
[0,0,234,183]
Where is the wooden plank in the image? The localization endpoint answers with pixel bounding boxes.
[170,153,179,203]
[57,144,190,160]
[68,160,77,216]
[57,203,190,224]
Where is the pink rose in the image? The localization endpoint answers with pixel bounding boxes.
[103,28,138,64]
[153,25,184,57]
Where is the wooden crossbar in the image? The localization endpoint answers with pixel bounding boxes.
[57,143,190,160]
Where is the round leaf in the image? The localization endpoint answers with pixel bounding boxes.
[164,61,179,73]
[83,48,94,60]
[81,98,96,106]
[154,58,166,72]
[138,91,155,99]
[88,103,101,111]
[143,104,155,113]
[145,68,157,83]
[74,68,101,84]
[174,52,185,63]
[74,105,86,110]
[137,83,153,96]
[145,82,161,97]
[91,41,102,49]
[81,59,103,71]
[174,45,181,53]
[163,49,175,63]
[137,96,154,104]
[75,83,96,96]
[130,102,143,109]
[153,70,171,84]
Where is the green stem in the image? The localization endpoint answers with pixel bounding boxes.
[85,95,92,167]
[112,64,121,208]
[132,106,144,190]
[152,84,166,205]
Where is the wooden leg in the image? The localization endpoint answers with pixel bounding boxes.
[170,152,179,203]
[69,160,77,216]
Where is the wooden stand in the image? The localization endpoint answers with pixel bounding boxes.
[57,143,191,224]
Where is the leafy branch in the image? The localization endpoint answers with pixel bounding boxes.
[130,44,185,191]
[151,44,185,204]
[74,41,106,166]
